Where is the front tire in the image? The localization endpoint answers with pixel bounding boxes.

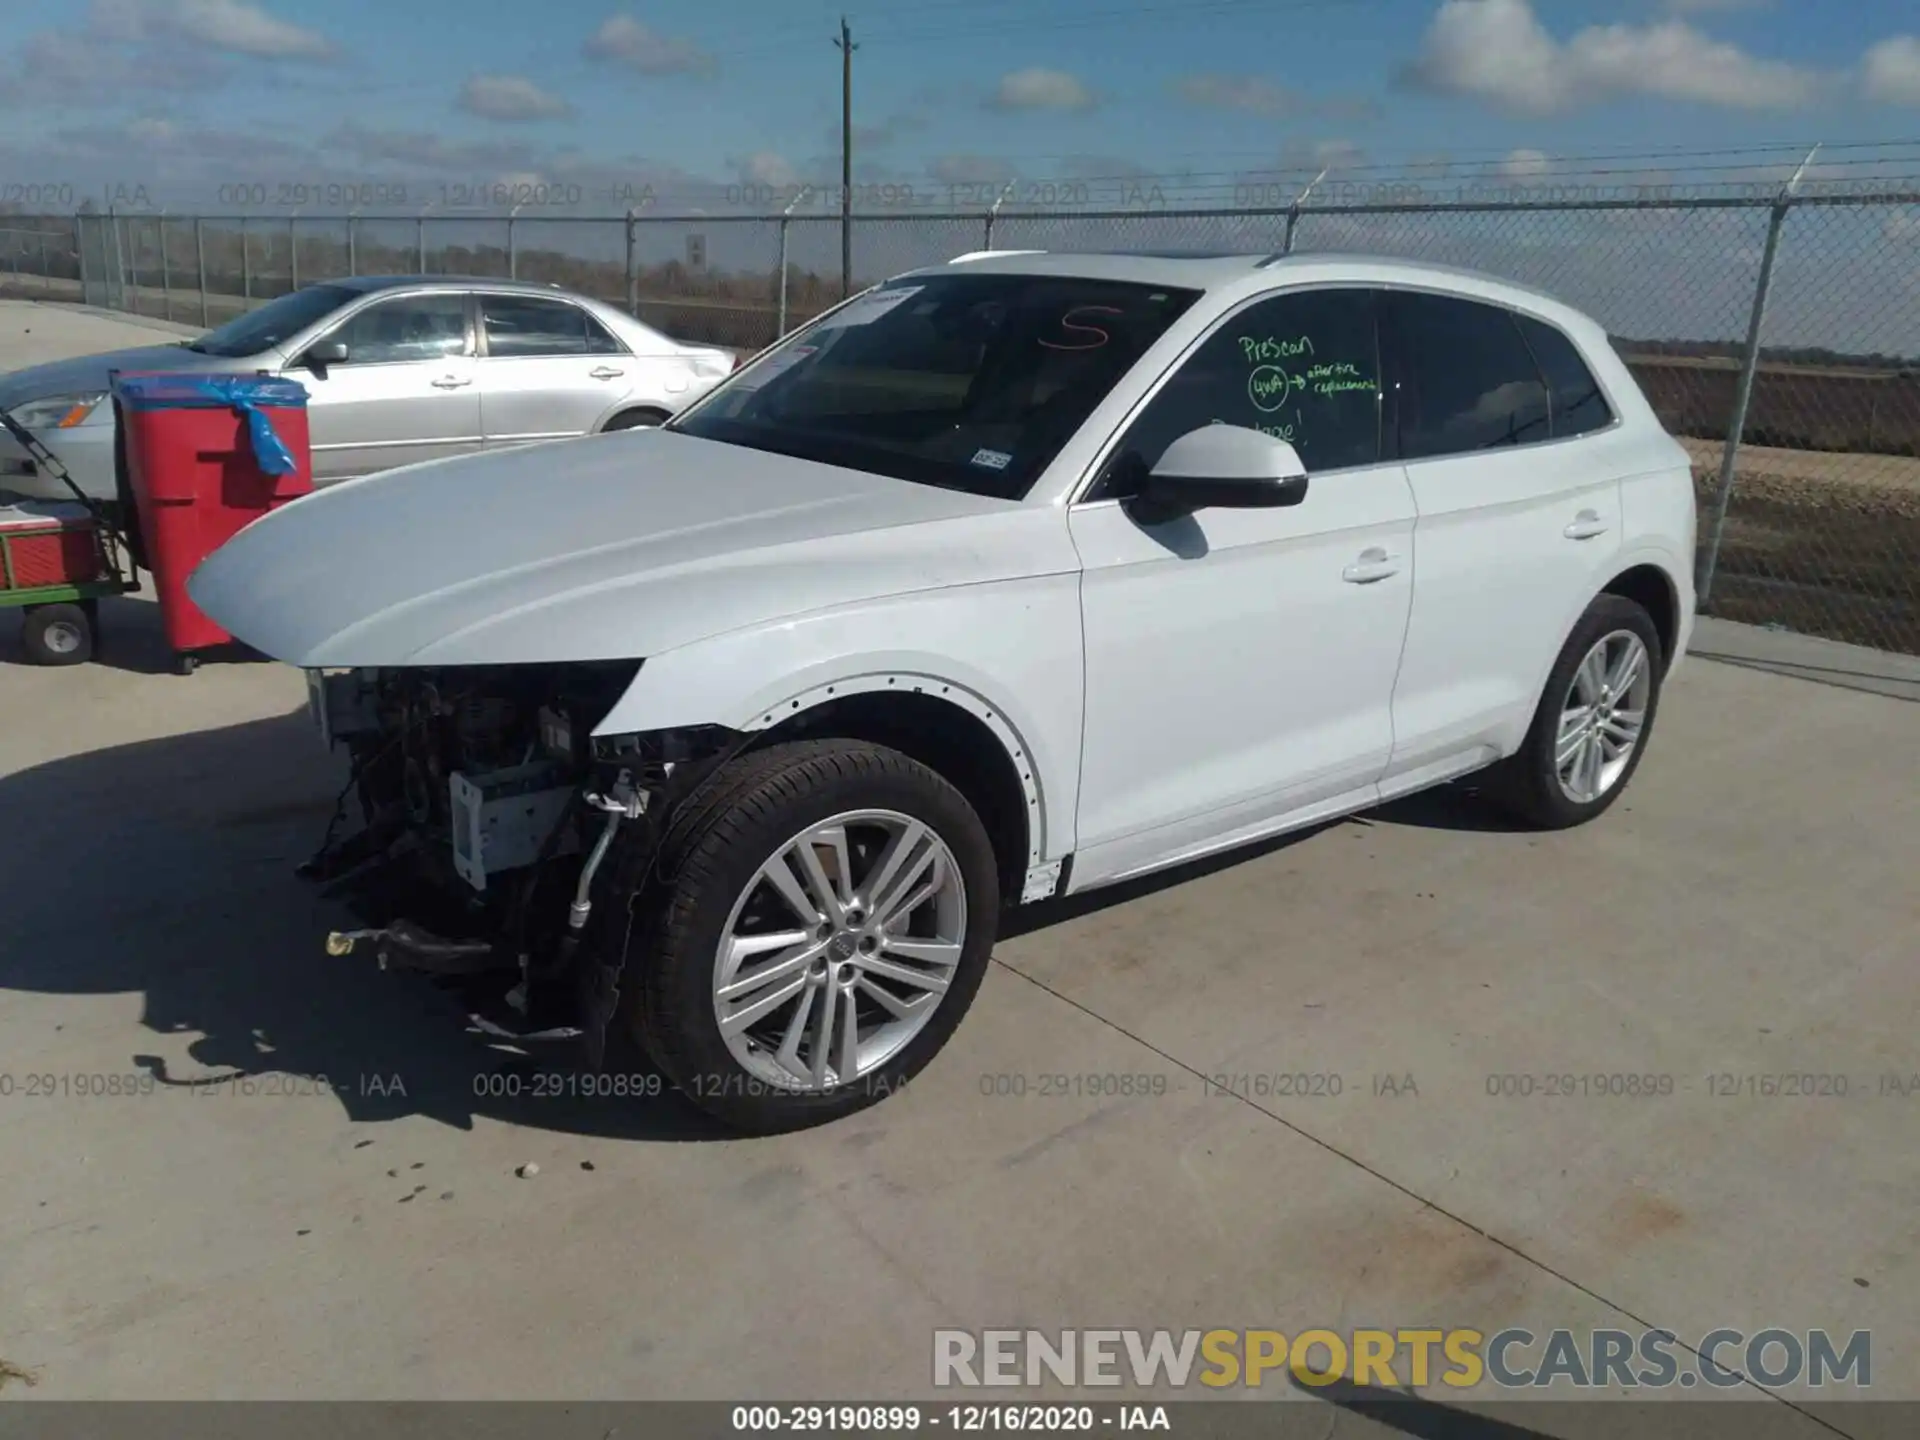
[1484,594,1664,830]
[633,740,1000,1134]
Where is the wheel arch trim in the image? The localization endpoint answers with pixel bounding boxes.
[739,670,1049,873]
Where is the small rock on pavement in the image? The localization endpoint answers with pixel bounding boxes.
[517,1162,540,1178]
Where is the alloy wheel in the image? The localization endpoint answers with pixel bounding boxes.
[1555,629,1651,805]
[711,809,968,1092]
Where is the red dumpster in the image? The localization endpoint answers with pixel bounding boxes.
[112,372,311,672]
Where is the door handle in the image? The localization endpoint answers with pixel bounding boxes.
[1342,548,1402,584]
[431,375,472,389]
[589,366,626,380]
[1563,509,1609,540]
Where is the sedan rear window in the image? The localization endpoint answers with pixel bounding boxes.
[671,274,1201,499]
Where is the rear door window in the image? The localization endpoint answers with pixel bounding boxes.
[1384,291,1551,459]
[481,295,626,357]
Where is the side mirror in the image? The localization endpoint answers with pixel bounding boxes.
[1125,425,1309,524]
[303,340,349,368]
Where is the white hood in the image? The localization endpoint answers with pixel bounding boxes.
[187,428,1048,668]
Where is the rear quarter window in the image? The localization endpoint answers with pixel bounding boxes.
[1515,314,1616,438]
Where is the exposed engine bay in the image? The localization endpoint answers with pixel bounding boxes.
[303,661,739,1056]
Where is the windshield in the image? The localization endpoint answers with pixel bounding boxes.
[670,273,1201,499]
[186,284,358,357]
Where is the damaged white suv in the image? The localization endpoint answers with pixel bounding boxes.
[190,250,1696,1133]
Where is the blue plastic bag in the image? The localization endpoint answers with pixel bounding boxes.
[112,373,308,477]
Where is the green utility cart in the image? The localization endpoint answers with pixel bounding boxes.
[0,410,140,665]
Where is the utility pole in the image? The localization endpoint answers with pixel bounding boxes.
[834,16,857,298]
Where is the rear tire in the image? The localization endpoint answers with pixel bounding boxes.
[603,408,670,432]
[629,740,1000,1134]
[1482,594,1664,830]
[22,603,93,666]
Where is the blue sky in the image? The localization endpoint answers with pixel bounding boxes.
[4,0,1920,212]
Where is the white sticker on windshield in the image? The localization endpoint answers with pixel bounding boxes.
[730,343,816,390]
[815,285,923,329]
[970,448,1012,471]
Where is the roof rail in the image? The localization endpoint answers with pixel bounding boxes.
[948,249,1045,263]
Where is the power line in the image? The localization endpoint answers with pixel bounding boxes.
[702,0,1392,58]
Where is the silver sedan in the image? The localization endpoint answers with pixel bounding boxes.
[0,276,738,501]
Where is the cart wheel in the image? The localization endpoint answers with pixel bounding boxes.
[23,603,94,666]
[174,651,200,676]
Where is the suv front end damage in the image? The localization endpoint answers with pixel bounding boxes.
[300,660,741,1060]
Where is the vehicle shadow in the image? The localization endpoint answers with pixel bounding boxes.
[0,704,1527,1141]
[1001,782,1519,941]
[1291,1376,1567,1439]
[0,591,268,677]
[0,704,730,1142]
[1360,783,1535,834]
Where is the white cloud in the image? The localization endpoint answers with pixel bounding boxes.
[1497,146,1552,180]
[458,74,572,122]
[731,151,797,188]
[167,0,334,59]
[584,14,716,76]
[1408,0,1821,114]
[126,116,179,144]
[1173,73,1378,121]
[1863,36,1920,107]
[1175,74,1304,115]
[990,68,1097,112]
[1663,0,1770,12]
[929,154,1017,186]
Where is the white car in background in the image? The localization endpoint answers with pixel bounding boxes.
[189,250,1697,1134]
[0,276,737,500]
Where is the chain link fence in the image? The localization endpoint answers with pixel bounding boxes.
[1,194,1915,656]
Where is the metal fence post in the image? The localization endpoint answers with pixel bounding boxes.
[347,213,358,276]
[194,218,208,327]
[624,207,639,316]
[507,203,522,278]
[241,217,252,302]
[108,203,126,312]
[159,212,172,320]
[776,216,791,338]
[289,212,299,291]
[983,180,1015,251]
[774,186,812,339]
[75,212,89,305]
[1283,166,1329,256]
[118,209,133,312]
[1697,148,1816,608]
[417,210,428,274]
[101,208,112,309]
[38,232,49,296]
